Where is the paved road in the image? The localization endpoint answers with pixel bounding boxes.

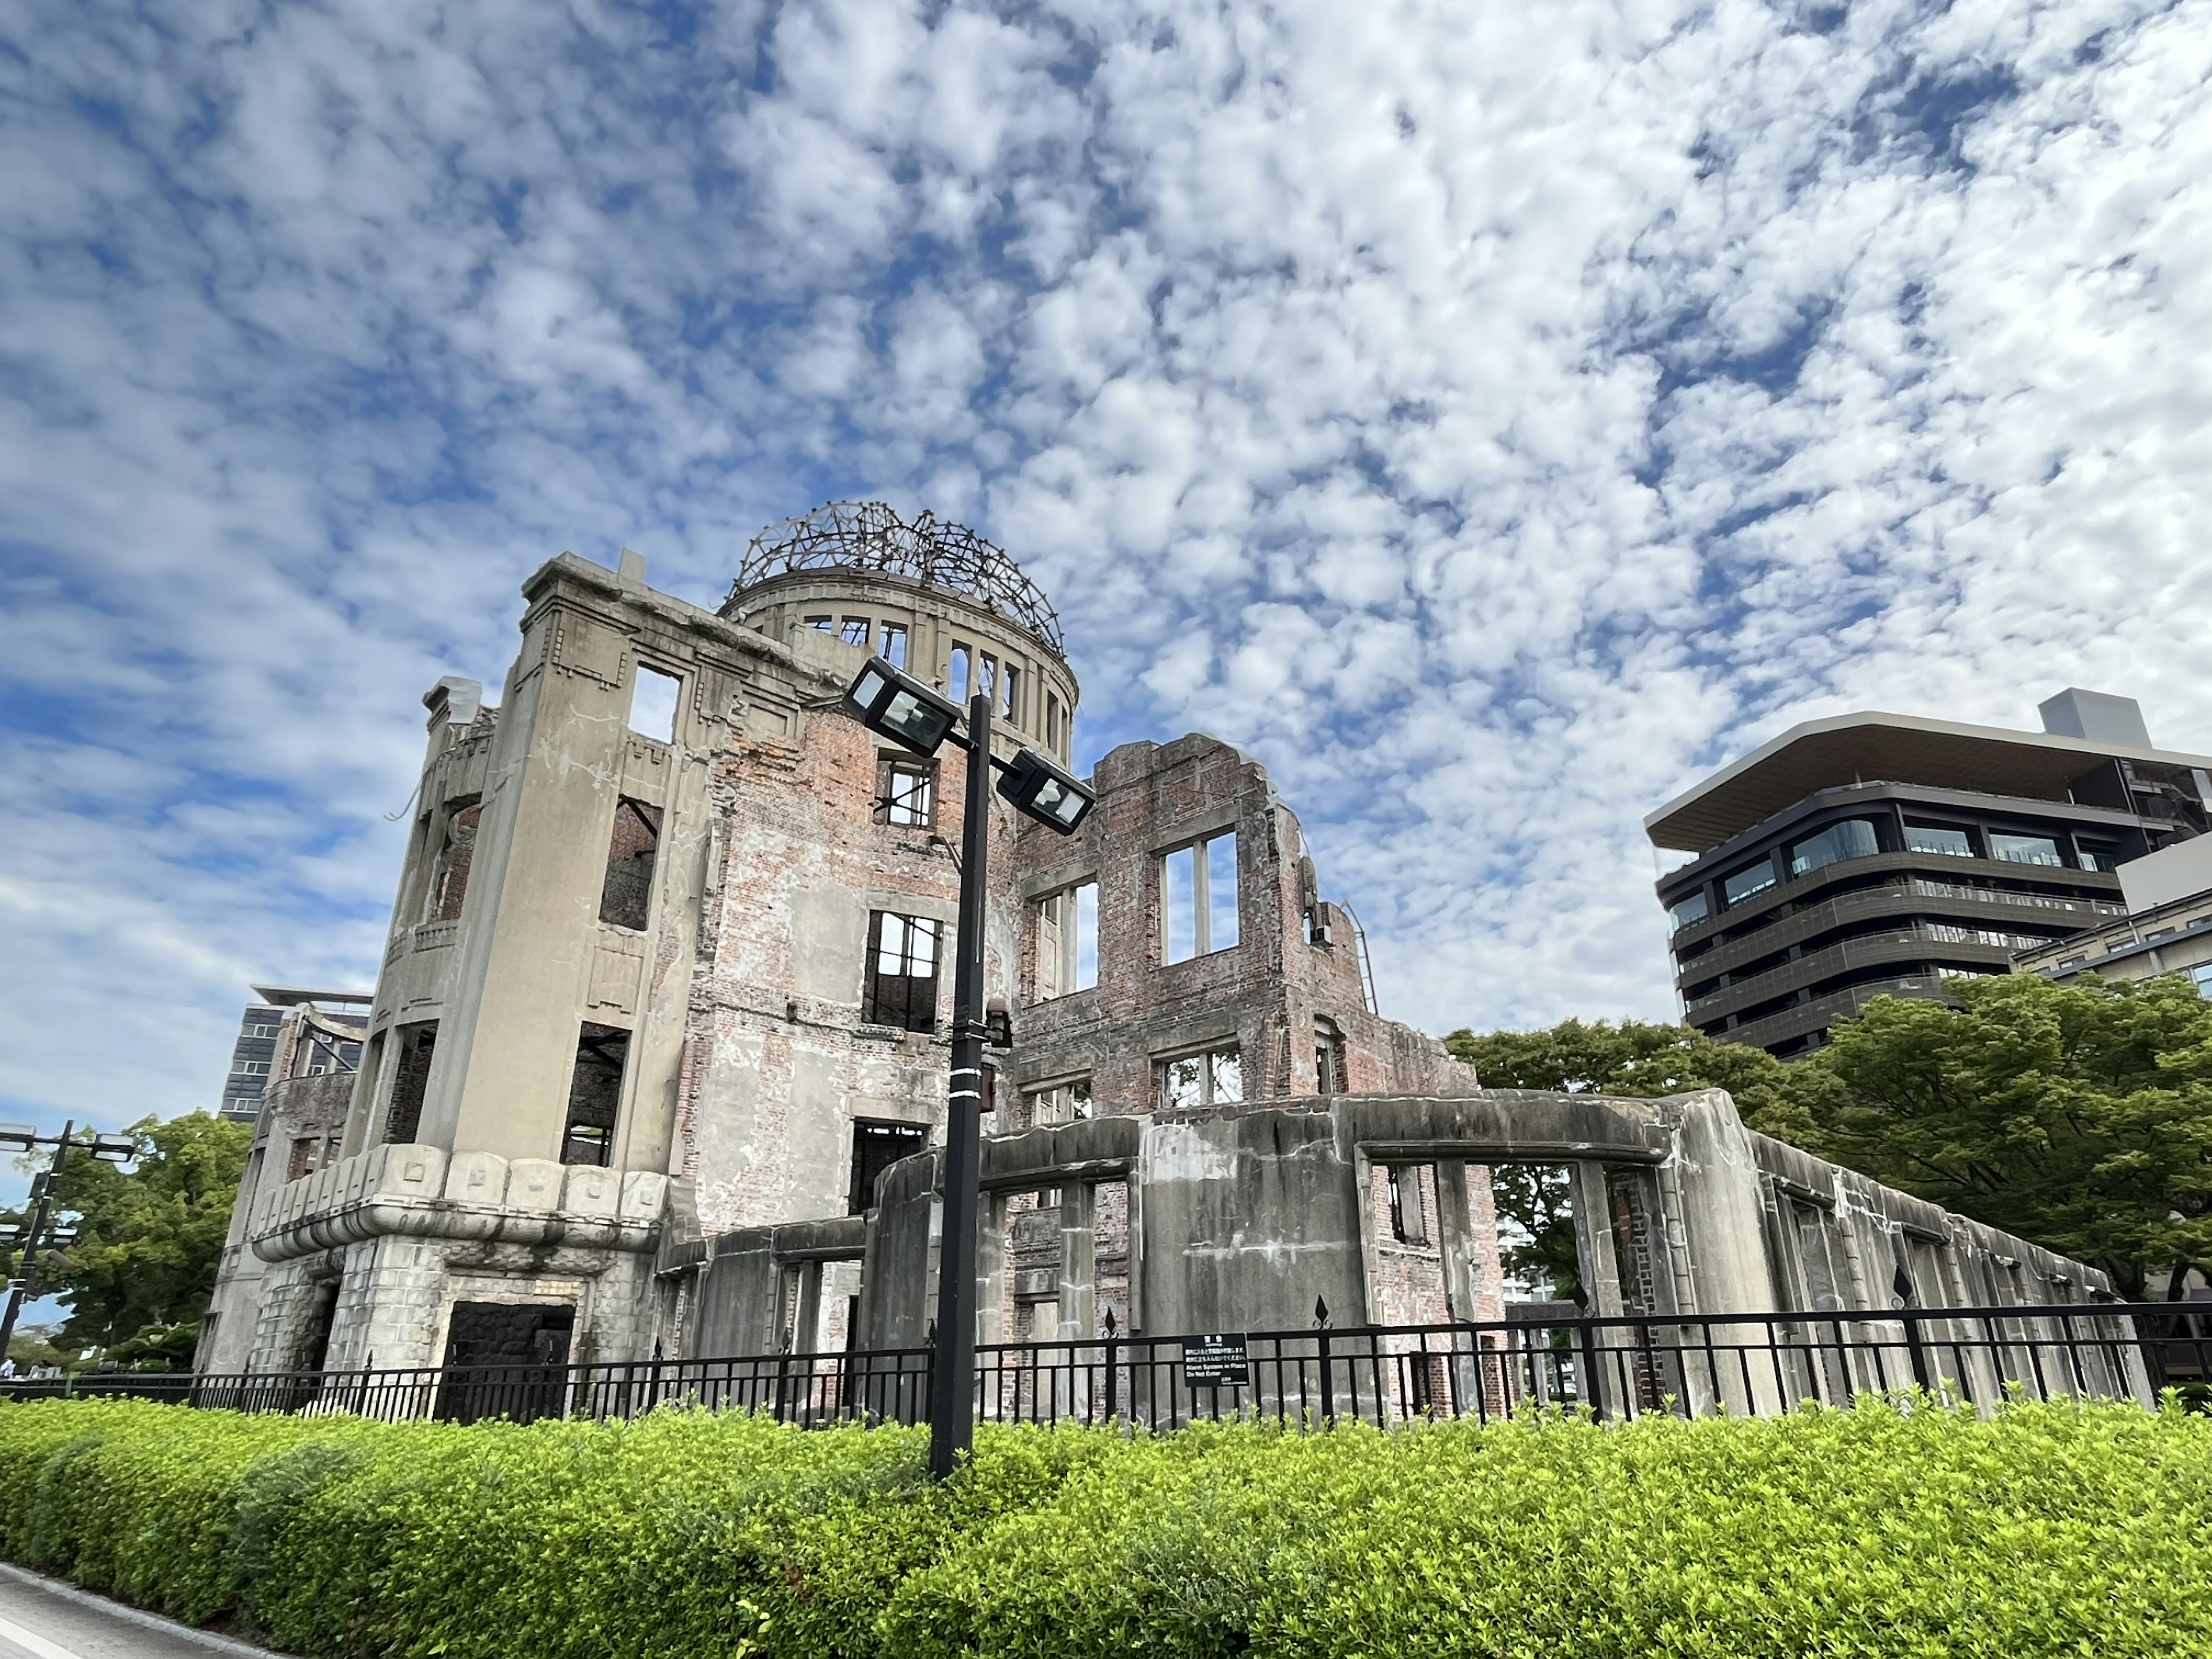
[0,1565,283,1659]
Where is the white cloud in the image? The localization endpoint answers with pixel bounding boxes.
[5,0,2212,1139]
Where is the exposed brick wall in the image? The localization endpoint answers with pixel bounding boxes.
[678,608,1037,1239]
[1010,733,1475,1115]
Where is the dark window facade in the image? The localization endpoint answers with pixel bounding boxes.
[1657,781,2158,1058]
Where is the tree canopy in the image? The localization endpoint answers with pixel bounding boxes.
[1446,973,2212,1302]
[7,1111,252,1366]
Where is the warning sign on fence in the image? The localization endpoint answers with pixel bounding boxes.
[1182,1333,1250,1388]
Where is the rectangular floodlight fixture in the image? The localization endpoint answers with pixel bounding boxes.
[996,747,1096,835]
[844,656,964,756]
[90,1135,136,1163]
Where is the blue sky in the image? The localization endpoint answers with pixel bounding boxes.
[6,0,2212,1149]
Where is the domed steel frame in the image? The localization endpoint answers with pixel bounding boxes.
[727,501,1066,656]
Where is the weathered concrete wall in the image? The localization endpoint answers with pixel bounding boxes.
[688,1214,869,1357]
[851,1089,2119,1364]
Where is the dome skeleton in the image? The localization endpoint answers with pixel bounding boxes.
[728,500,1067,657]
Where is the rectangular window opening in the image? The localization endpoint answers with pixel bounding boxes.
[1388,1166,1428,1244]
[978,653,997,704]
[628,665,682,744]
[840,617,872,647]
[1035,880,1099,999]
[599,797,663,930]
[1027,1078,1094,1126]
[805,615,835,633]
[848,1119,927,1213]
[1486,1163,1580,1304]
[1045,692,1062,755]
[1160,1043,1241,1110]
[1162,831,1239,961]
[1316,1022,1349,1095]
[864,911,942,1032]
[881,758,936,829]
[384,1022,438,1145]
[878,623,908,668]
[948,645,970,702]
[562,1022,629,1166]
[1001,665,1019,725]
[1668,891,1709,932]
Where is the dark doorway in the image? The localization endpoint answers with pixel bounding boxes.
[436,1301,577,1424]
[297,1281,340,1373]
[849,1119,927,1213]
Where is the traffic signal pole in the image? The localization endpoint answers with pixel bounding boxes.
[0,1120,72,1361]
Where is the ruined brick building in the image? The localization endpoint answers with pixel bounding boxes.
[202,506,2115,1380]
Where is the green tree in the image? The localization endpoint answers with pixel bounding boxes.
[7,1112,252,1366]
[1809,974,2212,1302]
[1442,1016,1821,1144]
[1448,976,2212,1301]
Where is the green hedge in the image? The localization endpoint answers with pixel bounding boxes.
[0,1397,2206,1657]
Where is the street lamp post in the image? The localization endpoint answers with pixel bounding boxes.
[840,655,1094,1480]
[0,1123,135,1362]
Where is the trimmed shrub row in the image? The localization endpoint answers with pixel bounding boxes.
[0,1396,2207,1657]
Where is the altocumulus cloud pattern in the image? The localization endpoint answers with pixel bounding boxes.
[5,0,2212,1133]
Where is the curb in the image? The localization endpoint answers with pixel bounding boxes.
[0,1560,296,1657]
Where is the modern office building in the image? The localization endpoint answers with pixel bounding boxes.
[2014,833,2212,994]
[1646,690,2212,1056]
[218,987,370,1120]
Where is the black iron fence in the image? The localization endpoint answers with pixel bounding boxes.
[5,1302,2205,1430]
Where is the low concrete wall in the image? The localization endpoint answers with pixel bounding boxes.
[841,1088,2117,1364]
